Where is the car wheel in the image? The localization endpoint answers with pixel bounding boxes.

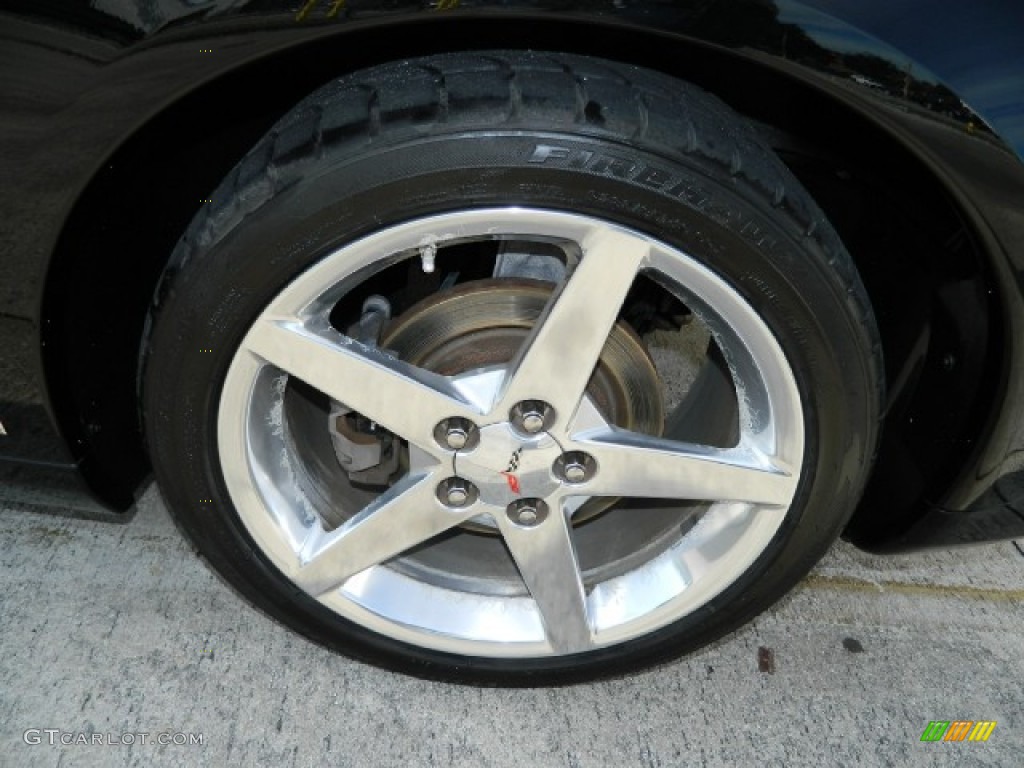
[142,51,883,683]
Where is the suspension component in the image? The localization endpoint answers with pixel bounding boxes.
[346,295,392,346]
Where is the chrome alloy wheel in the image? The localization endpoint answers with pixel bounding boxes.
[217,208,804,658]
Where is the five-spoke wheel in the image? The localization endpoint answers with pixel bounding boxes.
[218,209,803,657]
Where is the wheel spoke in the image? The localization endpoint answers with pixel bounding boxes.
[293,473,475,596]
[576,430,798,507]
[244,317,479,447]
[496,503,592,654]
[495,227,647,425]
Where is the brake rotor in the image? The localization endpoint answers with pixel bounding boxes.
[380,278,665,528]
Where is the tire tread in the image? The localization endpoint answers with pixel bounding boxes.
[163,52,880,400]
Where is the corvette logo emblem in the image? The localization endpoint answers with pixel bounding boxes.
[501,449,523,494]
[501,471,521,494]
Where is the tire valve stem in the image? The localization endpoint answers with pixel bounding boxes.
[419,242,437,274]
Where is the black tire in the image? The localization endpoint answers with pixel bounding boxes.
[142,51,883,684]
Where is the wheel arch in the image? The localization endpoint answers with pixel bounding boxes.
[40,14,1005,537]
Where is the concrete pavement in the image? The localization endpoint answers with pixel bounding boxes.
[1,485,1021,768]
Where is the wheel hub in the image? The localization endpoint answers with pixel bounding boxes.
[380,278,663,529]
[454,423,564,507]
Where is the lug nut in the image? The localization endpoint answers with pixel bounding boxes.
[517,507,538,525]
[446,427,468,450]
[564,463,586,483]
[510,400,554,435]
[554,451,596,485]
[434,417,479,452]
[522,413,544,433]
[507,498,549,527]
[437,477,478,508]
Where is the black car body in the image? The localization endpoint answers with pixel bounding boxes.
[1,0,1023,681]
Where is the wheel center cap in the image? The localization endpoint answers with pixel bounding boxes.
[455,422,562,506]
